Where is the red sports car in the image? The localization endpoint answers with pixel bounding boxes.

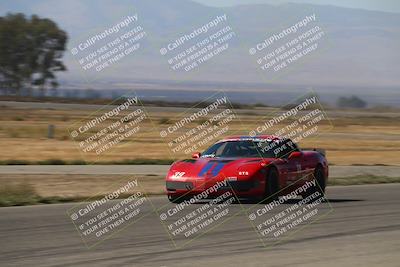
[166,135,328,203]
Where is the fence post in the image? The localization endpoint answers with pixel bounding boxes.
[48,124,55,139]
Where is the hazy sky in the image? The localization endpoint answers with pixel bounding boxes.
[192,0,400,13]
[1,0,400,14]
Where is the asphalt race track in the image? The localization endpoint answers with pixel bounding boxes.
[1,184,399,267]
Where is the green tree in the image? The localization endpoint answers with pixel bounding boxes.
[0,13,67,95]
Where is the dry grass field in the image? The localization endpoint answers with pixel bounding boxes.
[0,102,399,166]
[0,174,164,198]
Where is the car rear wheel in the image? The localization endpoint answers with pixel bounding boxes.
[314,166,326,194]
[302,166,326,199]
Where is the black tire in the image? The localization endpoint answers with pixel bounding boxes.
[263,168,280,202]
[168,195,184,204]
[302,166,326,199]
[314,166,326,194]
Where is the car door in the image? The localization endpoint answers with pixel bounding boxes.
[276,139,301,186]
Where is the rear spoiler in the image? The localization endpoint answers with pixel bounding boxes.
[302,148,326,157]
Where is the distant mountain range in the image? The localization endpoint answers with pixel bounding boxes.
[1,0,400,104]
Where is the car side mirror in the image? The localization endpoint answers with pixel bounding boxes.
[192,152,201,159]
[288,151,302,159]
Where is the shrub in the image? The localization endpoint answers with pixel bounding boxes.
[0,183,39,206]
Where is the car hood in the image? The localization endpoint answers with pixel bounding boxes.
[168,157,274,179]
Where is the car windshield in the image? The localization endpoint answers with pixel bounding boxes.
[200,139,298,159]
